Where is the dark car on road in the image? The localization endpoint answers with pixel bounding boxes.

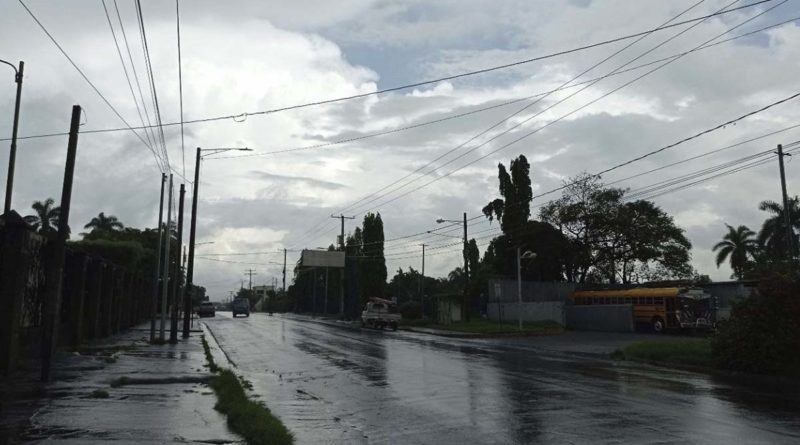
[196,301,215,318]
[232,297,250,318]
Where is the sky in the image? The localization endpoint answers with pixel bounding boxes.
[1,0,799,300]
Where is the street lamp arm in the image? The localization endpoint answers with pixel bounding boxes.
[0,59,19,77]
[200,147,252,158]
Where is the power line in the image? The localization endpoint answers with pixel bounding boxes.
[347,1,789,217]
[176,0,186,179]
[100,0,160,169]
[18,0,159,165]
[4,1,774,143]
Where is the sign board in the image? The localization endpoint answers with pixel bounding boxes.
[301,249,345,268]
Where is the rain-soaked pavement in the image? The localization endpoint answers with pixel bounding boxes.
[205,312,800,445]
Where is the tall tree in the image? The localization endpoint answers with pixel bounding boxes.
[482,155,532,240]
[757,197,800,259]
[541,174,692,284]
[83,212,124,238]
[23,198,68,236]
[713,224,759,280]
[360,212,387,300]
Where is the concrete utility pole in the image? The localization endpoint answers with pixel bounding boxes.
[462,212,469,322]
[244,269,257,290]
[170,184,185,343]
[777,144,795,260]
[1,59,23,214]
[150,173,166,343]
[282,248,287,292]
[160,175,174,341]
[331,214,356,250]
[420,243,426,316]
[184,148,201,335]
[41,105,80,382]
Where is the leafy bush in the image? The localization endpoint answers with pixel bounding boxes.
[711,273,800,375]
[68,239,152,273]
[398,301,422,319]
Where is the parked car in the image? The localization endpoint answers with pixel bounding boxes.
[361,298,401,330]
[232,297,250,318]
[196,301,215,318]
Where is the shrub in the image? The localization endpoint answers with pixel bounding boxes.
[711,273,800,375]
[398,301,422,319]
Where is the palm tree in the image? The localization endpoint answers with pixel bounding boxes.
[84,212,124,234]
[757,197,800,259]
[713,224,759,279]
[23,198,62,235]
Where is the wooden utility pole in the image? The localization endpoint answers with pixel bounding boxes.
[777,144,795,260]
[331,214,356,250]
[282,249,287,292]
[41,105,81,381]
[244,269,257,290]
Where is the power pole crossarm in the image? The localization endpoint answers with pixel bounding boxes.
[331,214,356,250]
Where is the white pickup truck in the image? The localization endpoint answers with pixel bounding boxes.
[361,298,401,331]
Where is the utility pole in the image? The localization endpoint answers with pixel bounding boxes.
[462,212,469,322]
[282,248,287,292]
[2,60,23,214]
[331,215,354,318]
[777,144,795,261]
[184,147,201,337]
[160,175,173,341]
[420,243,426,317]
[170,184,185,343]
[244,269,257,290]
[331,214,356,250]
[150,173,166,343]
[41,105,80,381]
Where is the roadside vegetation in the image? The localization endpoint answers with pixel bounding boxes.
[613,274,800,377]
[611,338,713,369]
[402,318,564,336]
[201,334,293,445]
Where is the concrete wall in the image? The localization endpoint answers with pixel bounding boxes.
[566,305,635,332]
[437,300,462,324]
[487,301,565,324]
[488,280,576,303]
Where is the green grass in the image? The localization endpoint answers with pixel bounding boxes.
[612,338,713,368]
[109,376,130,388]
[209,369,294,445]
[201,334,293,445]
[409,319,564,336]
[201,335,220,373]
[88,389,110,399]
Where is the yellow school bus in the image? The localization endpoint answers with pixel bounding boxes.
[571,287,713,332]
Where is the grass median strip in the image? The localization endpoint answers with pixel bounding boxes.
[611,338,713,369]
[201,334,293,445]
[403,319,564,336]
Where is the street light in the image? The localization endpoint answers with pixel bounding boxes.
[517,248,536,331]
[1,59,24,214]
[183,146,251,337]
[436,213,469,322]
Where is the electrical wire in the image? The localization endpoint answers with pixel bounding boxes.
[4,1,774,143]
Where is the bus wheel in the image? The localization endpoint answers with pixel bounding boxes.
[652,317,665,333]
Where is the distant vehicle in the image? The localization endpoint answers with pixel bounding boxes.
[361,298,401,330]
[197,301,215,318]
[232,297,250,318]
[572,287,714,333]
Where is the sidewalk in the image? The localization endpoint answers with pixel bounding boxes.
[0,324,241,444]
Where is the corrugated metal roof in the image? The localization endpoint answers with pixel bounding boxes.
[573,288,682,298]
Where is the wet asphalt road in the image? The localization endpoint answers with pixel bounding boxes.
[204,313,800,444]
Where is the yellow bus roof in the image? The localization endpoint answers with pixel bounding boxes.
[573,288,682,298]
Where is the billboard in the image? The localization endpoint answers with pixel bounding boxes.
[301,249,345,268]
